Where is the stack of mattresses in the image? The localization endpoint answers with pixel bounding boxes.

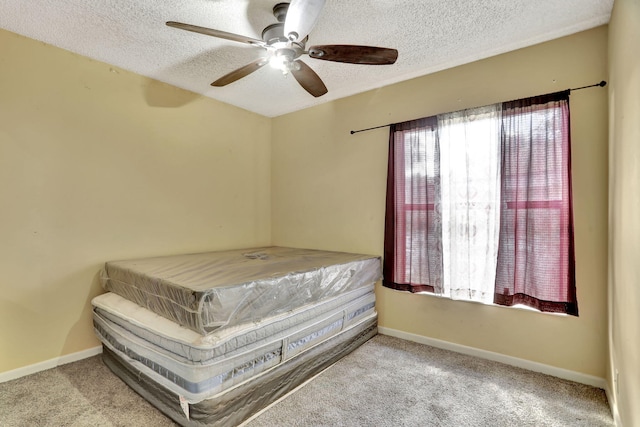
[92,246,381,426]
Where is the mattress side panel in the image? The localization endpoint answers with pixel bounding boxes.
[92,285,374,362]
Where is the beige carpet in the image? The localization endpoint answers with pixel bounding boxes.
[0,335,613,426]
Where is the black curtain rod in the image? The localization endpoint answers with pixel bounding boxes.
[350,80,607,135]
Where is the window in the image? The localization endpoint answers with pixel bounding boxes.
[383,92,578,315]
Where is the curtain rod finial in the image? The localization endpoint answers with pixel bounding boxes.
[599,80,607,87]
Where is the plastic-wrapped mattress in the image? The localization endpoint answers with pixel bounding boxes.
[92,286,376,402]
[100,246,381,334]
[102,314,378,427]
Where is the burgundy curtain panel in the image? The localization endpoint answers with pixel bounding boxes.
[383,117,442,293]
[494,91,578,315]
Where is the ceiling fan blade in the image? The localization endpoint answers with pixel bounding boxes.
[283,0,326,42]
[308,45,398,65]
[291,60,328,97]
[166,21,265,47]
[211,58,267,87]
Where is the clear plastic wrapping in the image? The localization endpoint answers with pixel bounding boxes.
[99,246,381,335]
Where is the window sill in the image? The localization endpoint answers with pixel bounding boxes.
[410,290,568,317]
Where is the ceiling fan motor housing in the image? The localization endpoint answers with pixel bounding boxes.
[262,23,288,45]
[262,21,306,62]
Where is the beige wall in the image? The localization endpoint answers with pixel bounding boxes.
[608,0,640,425]
[273,27,609,378]
[0,30,271,373]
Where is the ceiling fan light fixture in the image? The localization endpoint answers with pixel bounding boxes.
[269,54,287,70]
[269,50,300,75]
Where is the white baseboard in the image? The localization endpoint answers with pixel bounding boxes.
[603,384,623,427]
[378,327,607,390]
[0,346,103,383]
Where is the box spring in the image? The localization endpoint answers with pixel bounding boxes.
[102,315,377,427]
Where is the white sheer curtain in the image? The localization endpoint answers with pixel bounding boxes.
[437,105,502,303]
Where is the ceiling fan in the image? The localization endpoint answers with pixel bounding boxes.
[166,0,398,97]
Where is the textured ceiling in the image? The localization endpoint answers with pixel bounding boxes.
[0,0,613,117]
